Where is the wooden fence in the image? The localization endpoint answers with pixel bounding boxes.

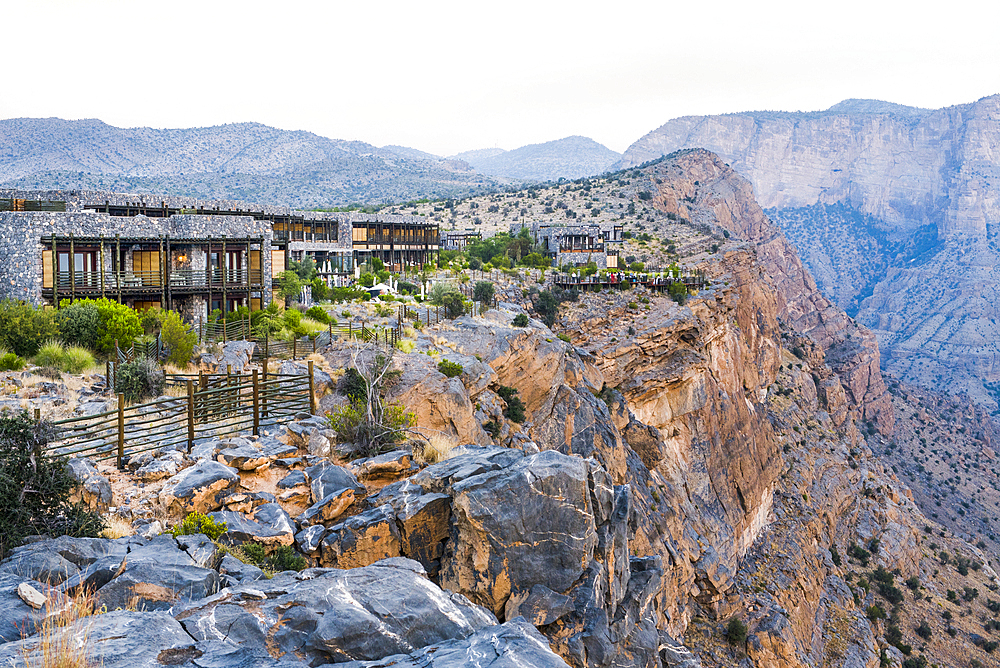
[50,366,316,469]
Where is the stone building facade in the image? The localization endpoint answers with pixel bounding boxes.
[510,220,624,269]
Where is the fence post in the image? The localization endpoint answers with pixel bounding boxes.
[252,369,260,435]
[105,360,111,390]
[349,321,353,338]
[226,364,232,415]
[33,408,40,422]
[199,322,203,344]
[293,337,297,359]
[116,393,125,470]
[262,358,269,419]
[186,380,195,451]
[308,361,316,414]
[264,332,269,359]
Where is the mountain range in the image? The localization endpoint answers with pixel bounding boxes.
[0,119,620,208]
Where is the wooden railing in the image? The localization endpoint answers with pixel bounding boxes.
[49,368,315,469]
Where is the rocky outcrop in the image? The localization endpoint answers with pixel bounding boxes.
[617,97,1000,405]
[640,149,894,433]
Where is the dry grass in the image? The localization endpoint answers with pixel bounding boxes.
[98,515,134,540]
[416,433,459,465]
[20,588,103,668]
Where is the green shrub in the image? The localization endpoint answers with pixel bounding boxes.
[438,359,463,378]
[311,278,329,302]
[497,385,526,423]
[627,301,638,310]
[160,310,197,368]
[473,281,495,304]
[268,544,308,572]
[0,411,104,557]
[441,292,466,318]
[58,301,102,350]
[512,314,529,327]
[0,299,60,357]
[305,306,330,324]
[724,618,748,645]
[668,282,688,305]
[830,545,842,566]
[867,604,887,621]
[58,298,142,354]
[915,620,932,640]
[171,511,228,541]
[848,543,871,566]
[0,352,25,371]
[115,357,165,404]
[483,420,501,438]
[34,340,67,369]
[557,333,571,343]
[60,346,95,374]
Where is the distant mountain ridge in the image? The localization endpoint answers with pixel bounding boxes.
[0,118,500,208]
[0,119,622,207]
[452,136,621,181]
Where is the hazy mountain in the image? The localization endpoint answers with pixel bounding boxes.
[0,118,501,208]
[453,136,620,181]
[617,95,1000,405]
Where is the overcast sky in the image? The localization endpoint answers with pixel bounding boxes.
[3,0,999,157]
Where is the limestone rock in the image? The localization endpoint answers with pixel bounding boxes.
[15,582,46,610]
[298,488,355,526]
[159,459,240,514]
[65,457,112,511]
[320,505,401,568]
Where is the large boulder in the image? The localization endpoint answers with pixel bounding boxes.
[177,559,496,665]
[439,450,597,617]
[320,505,401,568]
[0,574,65,642]
[0,610,195,668]
[159,459,240,514]
[209,510,295,548]
[65,457,112,511]
[94,560,221,612]
[306,462,364,503]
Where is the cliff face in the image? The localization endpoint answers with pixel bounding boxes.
[616,97,1000,405]
[640,150,894,433]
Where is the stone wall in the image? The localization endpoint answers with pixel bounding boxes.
[0,211,273,308]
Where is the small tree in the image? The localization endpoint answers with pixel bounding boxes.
[0,412,104,557]
[278,271,304,303]
[160,310,197,368]
[725,618,748,645]
[473,281,495,304]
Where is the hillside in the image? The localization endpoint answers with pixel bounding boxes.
[614,95,1000,406]
[453,136,620,181]
[0,118,501,208]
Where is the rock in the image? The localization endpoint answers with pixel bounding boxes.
[95,560,221,612]
[409,446,524,495]
[306,430,331,457]
[218,554,263,584]
[134,519,162,540]
[159,459,240,514]
[56,555,126,596]
[217,445,270,471]
[306,462,365,503]
[388,362,492,446]
[439,450,597,616]
[277,470,306,488]
[295,525,327,555]
[286,417,329,449]
[0,609,194,668]
[176,534,219,569]
[214,341,256,373]
[320,505,402,568]
[0,574,62,642]
[659,632,702,668]
[298,488,356,526]
[0,548,79,585]
[125,534,198,567]
[393,490,451,577]
[358,449,412,480]
[16,582,46,609]
[209,510,295,548]
[504,584,575,626]
[280,361,334,395]
[177,559,496,665]
[259,437,298,459]
[65,457,112,511]
[335,618,572,668]
[254,503,297,537]
[134,456,180,482]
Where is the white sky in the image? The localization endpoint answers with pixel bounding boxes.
[3,0,999,156]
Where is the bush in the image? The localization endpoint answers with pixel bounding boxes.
[441,292,466,318]
[115,357,165,404]
[848,543,871,566]
[668,282,688,305]
[473,281,495,304]
[311,277,329,302]
[483,420,500,438]
[58,301,102,350]
[867,604,887,621]
[512,314,529,327]
[0,411,104,557]
[468,257,483,270]
[438,359,463,378]
[534,290,560,327]
[306,306,331,324]
[915,620,932,640]
[0,299,60,357]
[725,618,748,645]
[0,352,25,371]
[171,512,228,541]
[497,385,525,423]
[830,545,842,566]
[160,310,197,368]
[557,333,571,343]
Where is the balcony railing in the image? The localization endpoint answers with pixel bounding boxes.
[558,243,605,253]
[52,269,264,292]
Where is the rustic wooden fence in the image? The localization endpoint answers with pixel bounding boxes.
[49,366,316,469]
